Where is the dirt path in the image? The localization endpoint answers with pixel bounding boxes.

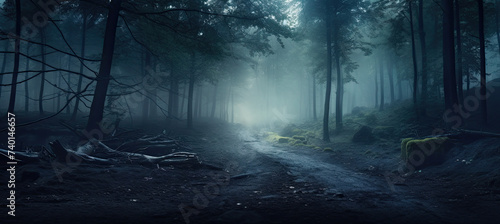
[190,127,499,224]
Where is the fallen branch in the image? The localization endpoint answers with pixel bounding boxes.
[0,148,38,163]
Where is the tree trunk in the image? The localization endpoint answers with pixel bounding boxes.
[465,62,470,91]
[323,2,333,142]
[72,13,88,120]
[231,90,234,123]
[187,52,195,129]
[39,29,46,115]
[86,0,122,132]
[379,59,385,111]
[225,85,231,122]
[334,27,343,132]
[478,0,487,124]
[24,43,30,112]
[312,75,317,121]
[455,0,464,103]
[195,85,202,118]
[387,57,395,104]
[66,56,71,114]
[496,0,500,56]
[0,41,8,99]
[57,66,61,112]
[142,52,150,123]
[7,0,21,113]
[443,0,458,110]
[375,68,378,108]
[180,84,186,118]
[398,74,403,100]
[168,74,179,118]
[211,83,217,118]
[418,0,428,115]
[409,1,419,115]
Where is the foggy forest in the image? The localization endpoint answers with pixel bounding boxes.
[1,0,500,223]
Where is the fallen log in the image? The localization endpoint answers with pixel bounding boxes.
[49,140,114,165]
[0,148,39,163]
[48,139,198,166]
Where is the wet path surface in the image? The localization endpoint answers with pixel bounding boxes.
[203,129,489,224]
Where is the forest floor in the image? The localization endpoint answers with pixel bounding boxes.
[1,104,500,224]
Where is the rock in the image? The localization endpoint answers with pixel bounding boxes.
[292,136,306,141]
[401,137,451,169]
[278,137,289,143]
[352,126,375,143]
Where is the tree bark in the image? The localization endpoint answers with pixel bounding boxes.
[409,1,419,115]
[231,90,234,123]
[398,74,403,100]
[418,0,428,115]
[86,0,122,132]
[39,29,46,115]
[496,0,500,56]
[66,56,71,114]
[142,52,151,123]
[323,1,333,142]
[312,75,317,121]
[211,83,217,118]
[375,68,378,108]
[24,44,30,112]
[478,0,487,124]
[7,0,21,113]
[72,13,87,121]
[455,0,464,103]
[194,85,202,118]
[187,52,195,128]
[443,0,458,110]
[180,84,186,118]
[379,59,384,111]
[57,57,62,111]
[334,21,343,132]
[168,72,179,118]
[387,57,395,104]
[0,41,8,99]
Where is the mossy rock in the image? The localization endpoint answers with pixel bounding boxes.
[400,138,413,159]
[278,137,290,143]
[352,126,375,143]
[401,137,451,169]
[373,126,396,139]
[292,136,306,141]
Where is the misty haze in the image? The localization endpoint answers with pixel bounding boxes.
[1,0,500,223]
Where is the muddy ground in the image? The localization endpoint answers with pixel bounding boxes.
[1,116,500,224]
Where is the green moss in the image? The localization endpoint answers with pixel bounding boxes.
[278,137,290,143]
[266,131,320,150]
[401,137,450,168]
[292,136,306,141]
[400,138,414,159]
